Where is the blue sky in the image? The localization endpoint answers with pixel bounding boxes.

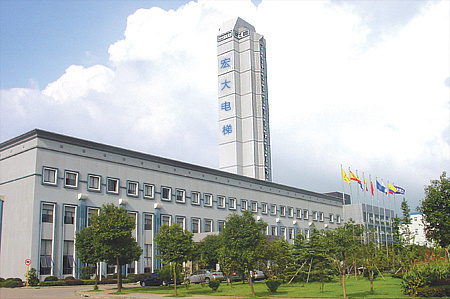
[1,0,448,213]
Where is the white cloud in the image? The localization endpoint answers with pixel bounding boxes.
[1,0,448,211]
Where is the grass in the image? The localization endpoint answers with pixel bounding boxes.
[119,276,410,298]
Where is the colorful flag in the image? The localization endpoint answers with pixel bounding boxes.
[342,169,351,185]
[370,181,374,196]
[388,183,397,194]
[394,185,405,194]
[376,180,386,194]
[364,178,368,191]
[350,171,361,183]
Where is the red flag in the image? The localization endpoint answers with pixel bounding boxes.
[370,181,374,196]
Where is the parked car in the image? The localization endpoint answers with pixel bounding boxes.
[189,270,224,284]
[251,270,266,280]
[139,272,167,287]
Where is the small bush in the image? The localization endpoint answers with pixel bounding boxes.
[80,266,95,280]
[64,276,75,280]
[416,285,450,297]
[0,277,5,282]
[38,280,66,286]
[82,279,96,285]
[98,279,117,284]
[266,279,282,293]
[44,276,59,282]
[1,280,23,288]
[27,268,39,286]
[208,279,220,291]
[64,279,84,285]
[6,278,23,282]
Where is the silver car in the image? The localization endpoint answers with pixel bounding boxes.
[189,270,224,283]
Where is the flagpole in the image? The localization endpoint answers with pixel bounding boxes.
[341,165,346,221]
[384,180,389,250]
[370,174,375,244]
[376,177,381,245]
[362,172,368,243]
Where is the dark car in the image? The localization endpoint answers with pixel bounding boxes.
[139,272,166,287]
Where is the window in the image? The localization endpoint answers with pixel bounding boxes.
[280,227,287,239]
[303,209,309,220]
[336,215,341,224]
[143,184,154,199]
[64,171,78,188]
[144,214,153,230]
[415,229,419,235]
[176,216,186,229]
[329,214,334,223]
[161,215,171,226]
[261,203,268,214]
[241,199,248,211]
[319,212,324,222]
[191,192,200,205]
[128,212,137,230]
[126,181,138,197]
[64,206,75,225]
[42,204,54,223]
[87,207,99,226]
[271,226,277,236]
[40,239,52,275]
[217,196,226,208]
[270,204,277,216]
[176,189,186,203]
[192,218,200,233]
[218,221,225,233]
[204,194,212,206]
[204,219,213,233]
[296,208,302,219]
[88,174,101,191]
[229,197,236,210]
[288,227,295,240]
[251,201,258,213]
[304,229,310,240]
[42,167,57,185]
[63,241,74,275]
[161,187,171,201]
[143,244,152,273]
[280,206,286,217]
[414,217,417,222]
[288,207,294,218]
[107,178,119,194]
[313,211,318,221]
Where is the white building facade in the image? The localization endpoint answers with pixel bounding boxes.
[0,129,343,279]
[407,212,432,246]
[218,18,272,181]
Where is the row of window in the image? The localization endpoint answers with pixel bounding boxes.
[41,167,340,222]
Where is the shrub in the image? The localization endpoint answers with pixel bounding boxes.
[208,279,220,291]
[80,266,95,280]
[6,278,23,282]
[64,279,84,285]
[416,285,450,297]
[0,277,5,282]
[266,279,282,293]
[402,261,450,296]
[64,276,75,280]
[27,268,39,286]
[38,280,66,286]
[1,280,23,288]
[44,276,59,282]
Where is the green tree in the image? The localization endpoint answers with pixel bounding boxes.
[75,225,103,290]
[221,210,266,296]
[90,203,142,292]
[261,238,293,281]
[154,223,196,296]
[418,172,450,249]
[198,234,221,269]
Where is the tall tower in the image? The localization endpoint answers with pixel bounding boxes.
[217,17,272,181]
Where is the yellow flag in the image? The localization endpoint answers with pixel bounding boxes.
[342,169,351,185]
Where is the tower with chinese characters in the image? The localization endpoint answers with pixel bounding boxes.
[217,17,272,181]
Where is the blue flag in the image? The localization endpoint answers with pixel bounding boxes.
[376,180,386,193]
[394,186,405,194]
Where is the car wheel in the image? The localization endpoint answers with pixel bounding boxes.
[140,281,146,287]
[205,278,210,284]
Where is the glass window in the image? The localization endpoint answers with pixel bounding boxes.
[336,215,341,224]
[270,204,277,216]
[217,196,225,208]
[63,240,74,275]
[280,227,286,239]
[304,229,310,240]
[241,199,248,211]
[87,207,99,226]
[218,221,225,233]
[204,194,212,206]
[127,181,138,197]
[107,178,119,194]
[296,208,302,219]
[288,207,294,218]
[280,206,286,217]
[204,219,212,232]
[271,226,277,236]
[143,184,154,199]
[191,192,200,205]
[288,227,295,240]
[192,218,200,233]
[229,197,236,210]
[42,167,57,185]
[176,216,185,229]
[176,189,186,203]
[128,212,137,230]
[88,175,101,191]
[143,244,152,273]
[64,206,76,225]
[319,212,324,222]
[251,201,258,213]
[303,209,309,220]
[40,239,52,275]
[313,211,318,221]
[161,215,171,226]
[42,204,54,223]
[144,214,152,230]
[261,203,268,214]
[64,171,78,188]
[329,214,334,223]
[161,187,171,201]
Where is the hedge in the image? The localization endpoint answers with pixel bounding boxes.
[38,280,66,286]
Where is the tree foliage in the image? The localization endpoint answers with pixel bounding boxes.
[154,223,196,296]
[75,225,103,289]
[419,172,450,249]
